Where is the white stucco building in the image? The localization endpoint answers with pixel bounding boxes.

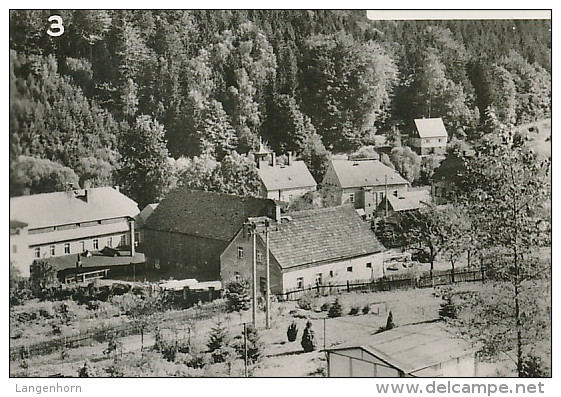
[220,205,385,295]
[10,187,140,277]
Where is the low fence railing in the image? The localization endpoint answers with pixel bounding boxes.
[279,266,485,301]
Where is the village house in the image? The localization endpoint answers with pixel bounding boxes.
[9,187,140,277]
[253,144,317,202]
[376,189,431,218]
[220,205,385,294]
[144,188,279,281]
[431,154,467,205]
[410,117,448,156]
[322,158,409,219]
[327,322,478,377]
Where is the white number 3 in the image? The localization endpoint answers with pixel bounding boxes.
[47,15,64,37]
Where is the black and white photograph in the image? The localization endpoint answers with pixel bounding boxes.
[8,8,552,382]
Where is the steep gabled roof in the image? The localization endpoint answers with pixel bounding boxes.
[266,205,385,270]
[414,118,448,138]
[9,187,139,230]
[258,161,317,191]
[145,188,277,242]
[329,159,408,188]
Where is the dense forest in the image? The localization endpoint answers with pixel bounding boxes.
[9,10,551,207]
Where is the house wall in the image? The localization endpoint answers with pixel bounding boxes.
[144,229,226,281]
[263,186,317,203]
[220,229,284,294]
[282,252,384,291]
[10,220,134,278]
[329,349,476,377]
[411,137,447,155]
[328,349,402,377]
[340,185,408,209]
[10,228,33,278]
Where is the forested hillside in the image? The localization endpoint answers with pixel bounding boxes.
[9,10,551,207]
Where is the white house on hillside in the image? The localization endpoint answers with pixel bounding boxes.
[322,158,409,219]
[253,144,317,203]
[410,117,448,156]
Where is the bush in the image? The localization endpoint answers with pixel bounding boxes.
[327,299,343,318]
[520,352,549,377]
[362,305,370,314]
[225,280,251,313]
[349,306,360,315]
[233,324,263,364]
[297,293,315,311]
[154,326,190,362]
[376,311,396,333]
[287,321,298,342]
[29,260,60,299]
[207,321,233,364]
[439,295,458,319]
[301,321,317,352]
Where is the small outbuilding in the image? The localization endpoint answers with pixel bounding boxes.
[326,322,477,377]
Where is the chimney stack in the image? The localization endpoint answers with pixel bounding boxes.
[287,151,293,166]
[271,152,276,167]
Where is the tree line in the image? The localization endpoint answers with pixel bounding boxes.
[9,10,551,207]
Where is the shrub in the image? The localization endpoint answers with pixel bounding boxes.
[349,306,360,315]
[520,352,549,377]
[439,295,458,319]
[78,361,96,377]
[376,311,396,333]
[287,321,298,342]
[327,299,343,318]
[320,301,331,312]
[207,321,233,364]
[225,280,251,313]
[362,304,370,314]
[301,320,317,352]
[233,324,263,364]
[29,260,60,299]
[154,326,190,362]
[297,294,315,311]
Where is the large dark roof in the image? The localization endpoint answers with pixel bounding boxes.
[145,189,277,242]
[267,205,385,269]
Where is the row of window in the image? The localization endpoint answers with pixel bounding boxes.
[236,246,264,262]
[33,234,130,258]
[295,262,372,289]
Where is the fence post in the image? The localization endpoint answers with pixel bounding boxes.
[346,280,350,293]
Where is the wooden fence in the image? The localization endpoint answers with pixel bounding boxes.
[280,266,485,301]
[10,302,225,362]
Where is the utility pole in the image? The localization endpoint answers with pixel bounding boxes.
[265,219,271,329]
[243,323,248,377]
[384,174,388,218]
[251,222,257,327]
